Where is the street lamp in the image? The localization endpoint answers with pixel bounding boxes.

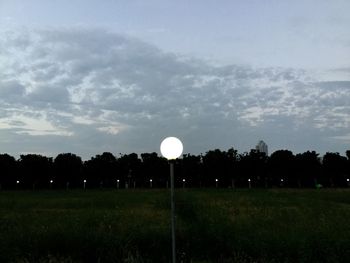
[215,178,218,188]
[83,179,87,190]
[50,180,53,189]
[160,136,183,263]
[150,179,153,188]
[248,178,251,189]
[117,179,120,189]
[182,179,186,188]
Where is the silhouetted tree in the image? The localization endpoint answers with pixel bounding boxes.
[54,153,82,188]
[322,152,348,187]
[0,154,17,189]
[84,152,118,188]
[346,150,350,160]
[238,149,267,187]
[226,148,239,188]
[294,151,321,187]
[346,150,350,180]
[2,147,350,190]
[19,154,53,189]
[181,154,202,188]
[268,150,295,187]
[202,149,236,187]
[140,152,168,188]
[118,153,141,188]
[202,149,223,187]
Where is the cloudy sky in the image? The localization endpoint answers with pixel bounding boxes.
[0,0,350,159]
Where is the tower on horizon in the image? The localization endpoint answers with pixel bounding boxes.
[256,140,268,156]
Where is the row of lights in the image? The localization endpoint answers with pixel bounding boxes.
[15,178,350,184]
[16,180,55,184]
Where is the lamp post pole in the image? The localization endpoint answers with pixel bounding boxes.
[160,136,183,263]
[170,161,176,263]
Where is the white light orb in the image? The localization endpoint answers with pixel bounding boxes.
[16,180,19,184]
[215,179,218,182]
[150,179,153,182]
[160,137,183,160]
[117,179,120,182]
[248,179,251,182]
[347,178,350,182]
[50,180,53,183]
[83,179,87,183]
[183,179,185,182]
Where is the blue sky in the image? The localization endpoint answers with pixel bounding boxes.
[0,0,349,159]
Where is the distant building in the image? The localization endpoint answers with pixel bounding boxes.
[256,140,268,156]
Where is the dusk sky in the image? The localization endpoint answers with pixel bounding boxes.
[0,0,350,159]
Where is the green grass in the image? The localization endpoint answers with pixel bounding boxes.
[0,189,349,262]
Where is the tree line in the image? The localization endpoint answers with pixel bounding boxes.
[0,149,350,190]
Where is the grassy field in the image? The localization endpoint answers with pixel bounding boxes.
[0,189,349,262]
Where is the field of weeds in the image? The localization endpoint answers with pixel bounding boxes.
[0,189,349,262]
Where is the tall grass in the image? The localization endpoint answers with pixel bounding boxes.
[0,189,349,262]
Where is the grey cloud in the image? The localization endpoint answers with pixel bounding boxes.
[28,84,70,104]
[0,27,349,157]
[0,80,26,98]
[315,81,350,89]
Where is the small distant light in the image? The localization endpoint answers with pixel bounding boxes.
[117,179,120,183]
[50,180,53,183]
[281,179,284,182]
[150,179,153,182]
[183,179,186,182]
[248,179,251,182]
[347,178,350,182]
[16,180,19,184]
[215,179,218,182]
[83,180,87,183]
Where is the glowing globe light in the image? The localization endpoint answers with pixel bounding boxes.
[160,137,183,160]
